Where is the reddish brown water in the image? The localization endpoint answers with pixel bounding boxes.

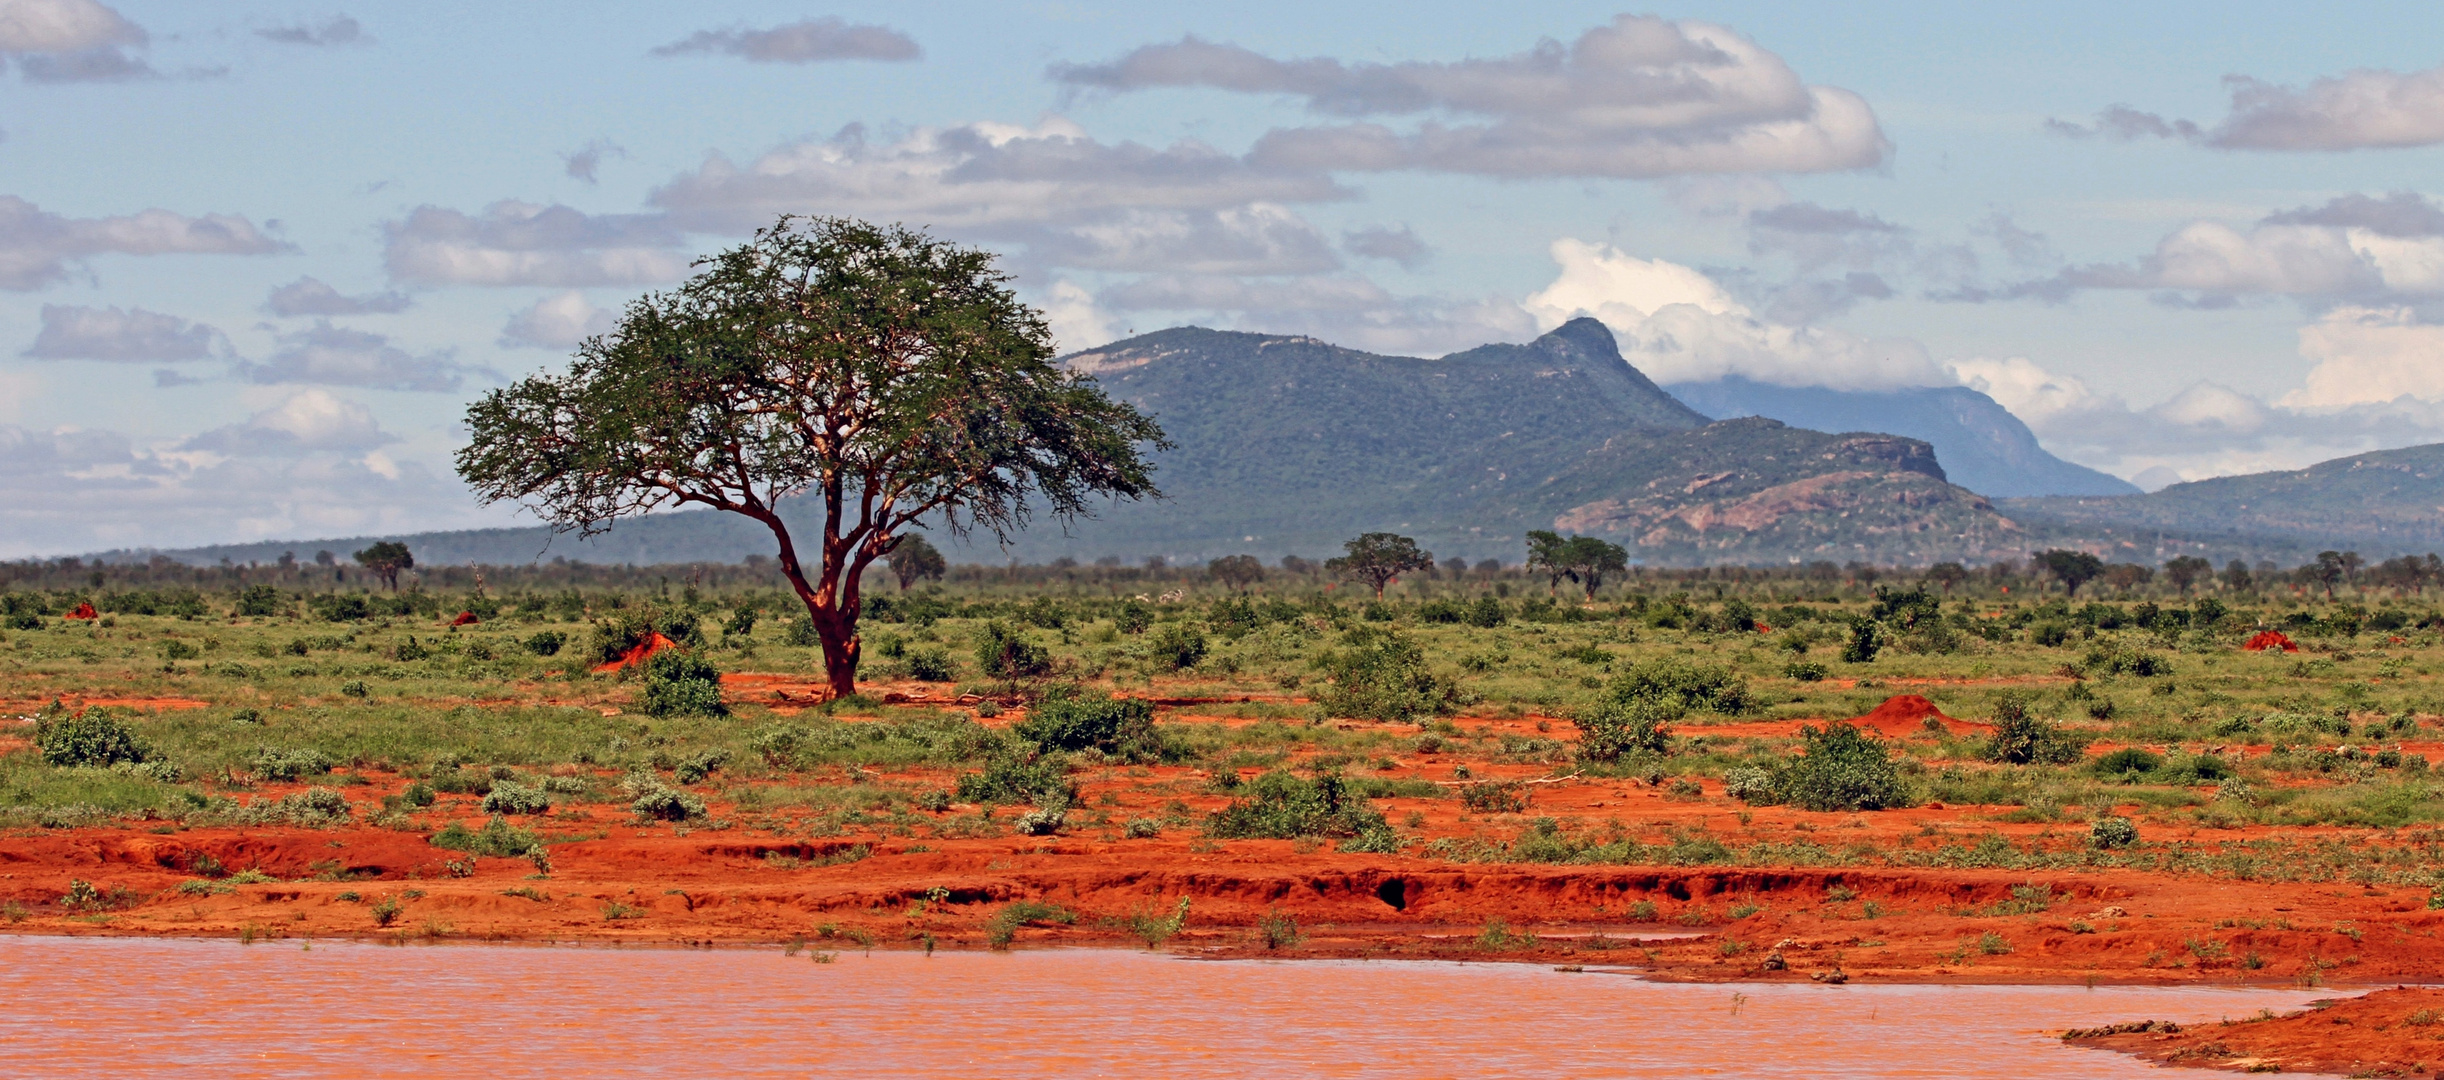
[0,938,2334,1077]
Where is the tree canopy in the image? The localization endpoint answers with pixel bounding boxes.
[2032,549,2104,596]
[352,541,413,591]
[1208,554,1265,592]
[1525,529,1629,599]
[456,216,1166,694]
[889,535,947,591]
[1327,532,1432,599]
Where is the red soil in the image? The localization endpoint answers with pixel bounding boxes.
[2068,986,2444,1076]
[2243,631,2300,653]
[0,696,210,714]
[1682,695,1992,740]
[63,603,97,620]
[590,633,677,674]
[451,611,480,626]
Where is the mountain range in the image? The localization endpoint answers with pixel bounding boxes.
[85,320,2444,570]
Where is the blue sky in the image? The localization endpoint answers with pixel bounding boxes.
[9,0,2444,556]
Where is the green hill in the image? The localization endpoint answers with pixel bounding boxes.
[2003,443,2444,559]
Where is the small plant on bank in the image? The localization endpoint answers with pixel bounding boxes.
[1205,770,1388,840]
[2090,815,2139,850]
[987,900,1075,949]
[1257,908,1304,950]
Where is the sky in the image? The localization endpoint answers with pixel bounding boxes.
[9,1,2444,557]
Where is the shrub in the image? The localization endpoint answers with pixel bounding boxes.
[954,750,1075,806]
[1982,696,2084,765]
[340,680,370,698]
[1784,660,1829,682]
[1607,658,1753,715]
[623,774,706,821]
[2084,645,2173,678]
[1205,770,1388,839]
[234,584,286,617]
[1147,623,1209,670]
[640,650,725,717]
[35,710,151,768]
[522,631,566,657]
[277,787,352,825]
[1723,765,1776,803]
[248,747,334,781]
[1840,619,1884,663]
[1459,779,1528,814]
[976,621,1052,681]
[1466,595,1507,628]
[2090,815,2139,849]
[1115,601,1153,635]
[784,619,820,647]
[431,815,544,857]
[905,647,957,682]
[1777,723,1910,811]
[1316,626,1453,722]
[1014,691,1163,761]
[986,900,1075,948]
[481,781,551,815]
[673,749,728,785]
[2091,747,2163,779]
[1574,693,1676,762]
[1011,791,1069,836]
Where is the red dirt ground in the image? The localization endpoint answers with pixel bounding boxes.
[590,633,677,674]
[2067,986,2444,1076]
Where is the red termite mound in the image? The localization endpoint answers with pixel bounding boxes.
[592,632,677,673]
[64,602,97,620]
[451,611,480,626]
[2241,630,2299,653]
[1844,694,1989,736]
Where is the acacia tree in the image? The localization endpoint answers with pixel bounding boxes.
[352,541,413,591]
[1524,529,1571,595]
[1327,532,1433,599]
[2162,555,2211,595]
[889,534,947,591]
[2032,549,2104,597]
[457,216,1166,696]
[1561,535,1628,599]
[1208,554,1265,593]
[1925,561,1968,596]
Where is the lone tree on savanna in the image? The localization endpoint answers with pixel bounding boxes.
[1328,532,1432,599]
[2032,548,2103,597]
[456,216,1167,696]
[1208,554,1265,593]
[1526,529,1628,599]
[889,534,947,591]
[352,541,413,591]
[2162,555,2211,595]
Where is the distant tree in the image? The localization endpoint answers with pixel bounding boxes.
[1473,558,1502,575]
[456,216,1165,697]
[313,550,336,566]
[352,541,414,591]
[1328,532,1434,599]
[1925,561,1968,596]
[1524,530,1571,595]
[2339,549,2365,587]
[890,535,948,591]
[2221,558,2253,592]
[1439,556,1470,579]
[2162,555,2212,595]
[1560,535,1629,600]
[2312,550,2348,598]
[1846,561,1880,588]
[1279,555,1317,577]
[1208,554,1265,593]
[2032,549,2104,596]
[2101,563,2154,594]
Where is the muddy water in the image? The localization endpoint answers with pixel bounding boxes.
[1,937,2331,1078]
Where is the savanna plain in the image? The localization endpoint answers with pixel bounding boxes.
[7,556,2444,1075]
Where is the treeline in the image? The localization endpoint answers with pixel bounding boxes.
[4,544,2442,609]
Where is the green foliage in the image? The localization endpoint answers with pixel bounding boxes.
[1841,618,1885,663]
[36,710,152,768]
[1326,532,1434,598]
[904,646,957,682]
[1982,696,2084,765]
[623,773,706,821]
[986,899,1075,948]
[955,749,1075,806]
[640,650,726,717]
[2092,747,2165,779]
[975,621,1052,681]
[431,815,544,857]
[1608,657,1754,715]
[2090,815,2139,849]
[481,781,551,815]
[1776,723,1911,811]
[890,536,948,590]
[247,747,334,781]
[522,630,566,656]
[1014,691,1164,761]
[1315,626,1453,722]
[233,584,286,617]
[1147,623,1208,670]
[1205,770,1388,839]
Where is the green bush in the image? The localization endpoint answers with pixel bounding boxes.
[1574,693,1676,762]
[248,747,334,781]
[1316,626,1453,722]
[2090,815,2139,849]
[35,710,151,768]
[1982,696,2084,765]
[673,749,729,785]
[1784,660,1829,682]
[1115,601,1153,635]
[905,646,957,682]
[1723,765,1776,803]
[1776,723,1910,811]
[481,781,551,815]
[2091,747,2164,779]
[640,650,726,717]
[1607,658,1753,715]
[1205,770,1387,839]
[1840,619,1884,663]
[1015,691,1165,761]
[623,774,706,821]
[522,630,566,657]
[431,815,544,857]
[1148,623,1208,670]
[976,621,1052,680]
[275,787,352,825]
[954,750,1075,806]
[233,584,286,617]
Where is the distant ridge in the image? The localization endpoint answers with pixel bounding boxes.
[2003,442,2444,555]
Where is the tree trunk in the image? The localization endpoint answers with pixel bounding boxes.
[811,608,861,698]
